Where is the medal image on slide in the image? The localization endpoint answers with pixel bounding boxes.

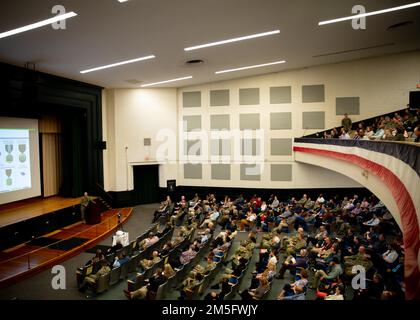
[5,168,12,186]
[18,144,27,162]
[5,143,13,163]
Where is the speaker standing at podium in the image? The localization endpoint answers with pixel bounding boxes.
[80,192,95,223]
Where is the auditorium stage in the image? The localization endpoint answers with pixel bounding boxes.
[0,196,82,227]
[0,201,133,288]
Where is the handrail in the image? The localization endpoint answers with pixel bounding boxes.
[0,208,128,267]
[95,182,114,207]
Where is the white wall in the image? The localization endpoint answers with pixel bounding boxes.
[103,88,177,191]
[103,51,420,191]
[178,51,420,188]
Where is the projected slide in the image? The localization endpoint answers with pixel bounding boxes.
[0,129,31,193]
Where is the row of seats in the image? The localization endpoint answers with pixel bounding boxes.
[144,229,214,300]
[76,223,172,295]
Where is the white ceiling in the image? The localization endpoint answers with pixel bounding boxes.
[0,0,419,88]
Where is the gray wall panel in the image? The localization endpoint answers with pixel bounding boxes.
[210,114,230,130]
[270,86,292,104]
[270,138,292,156]
[210,90,230,106]
[184,140,201,156]
[184,164,202,179]
[302,112,325,129]
[211,164,231,180]
[183,115,201,132]
[240,113,260,130]
[241,139,260,156]
[210,139,231,156]
[270,112,292,130]
[183,91,201,108]
[239,88,260,105]
[302,85,325,103]
[271,164,292,181]
[240,164,261,181]
[336,97,360,115]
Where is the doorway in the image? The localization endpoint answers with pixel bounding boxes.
[133,165,159,204]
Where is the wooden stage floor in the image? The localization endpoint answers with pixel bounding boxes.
[0,198,133,287]
[0,196,81,227]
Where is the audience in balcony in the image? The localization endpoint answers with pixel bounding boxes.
[320,108,419,142]
[414,126,420,142]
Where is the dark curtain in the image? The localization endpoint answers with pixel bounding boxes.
[61,111,87,197]
[133,165,159,204]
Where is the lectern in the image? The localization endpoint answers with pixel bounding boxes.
[86,201,102,224]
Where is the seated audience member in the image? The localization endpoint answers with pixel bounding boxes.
[310,257,343,289]
[277,249,308,279]
[179,272,204,300]
[240,277,270,300]
[414,126,420,142]
[163,263,175,278]
[156,223,172,237]
[193,256,217,277]
[169,203,188,226]
[339,128,350,140]
[354,273,384,300]
[393,126,406,141]
[180,245,198,265]
[382,243,400,271]
[307,225,328,247]
[86,249,105,266]
[277,270,309,300]
[344,246,373,276]
[160,241,174,256]
[324,284,345,300]
[107,239,123,254]
[365,126,375,139]
[79,261,110,292]
[124,268,167,300]
[354,129,368,140]
[112,253,130,268]
[153,195,172,222]
[204,291,221,300]
[139,251,161,270]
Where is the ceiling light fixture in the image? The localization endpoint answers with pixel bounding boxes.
[141,76,193,87]
[184,30,280,51]
[80,55,155,74]
[0,12,78,39]
[319,2,420,25]
[215,60,286,74]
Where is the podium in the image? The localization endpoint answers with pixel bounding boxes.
[86,201,102,225]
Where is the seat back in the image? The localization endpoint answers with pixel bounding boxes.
[109,266,121,286]
[94,272,110,294]
[76,264,93,287]
[128,253,140,273]
[223,288,234,300]
[155,281,168,300]
[119,260,130,279]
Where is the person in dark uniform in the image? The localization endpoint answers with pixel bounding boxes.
[80,192,95,223]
